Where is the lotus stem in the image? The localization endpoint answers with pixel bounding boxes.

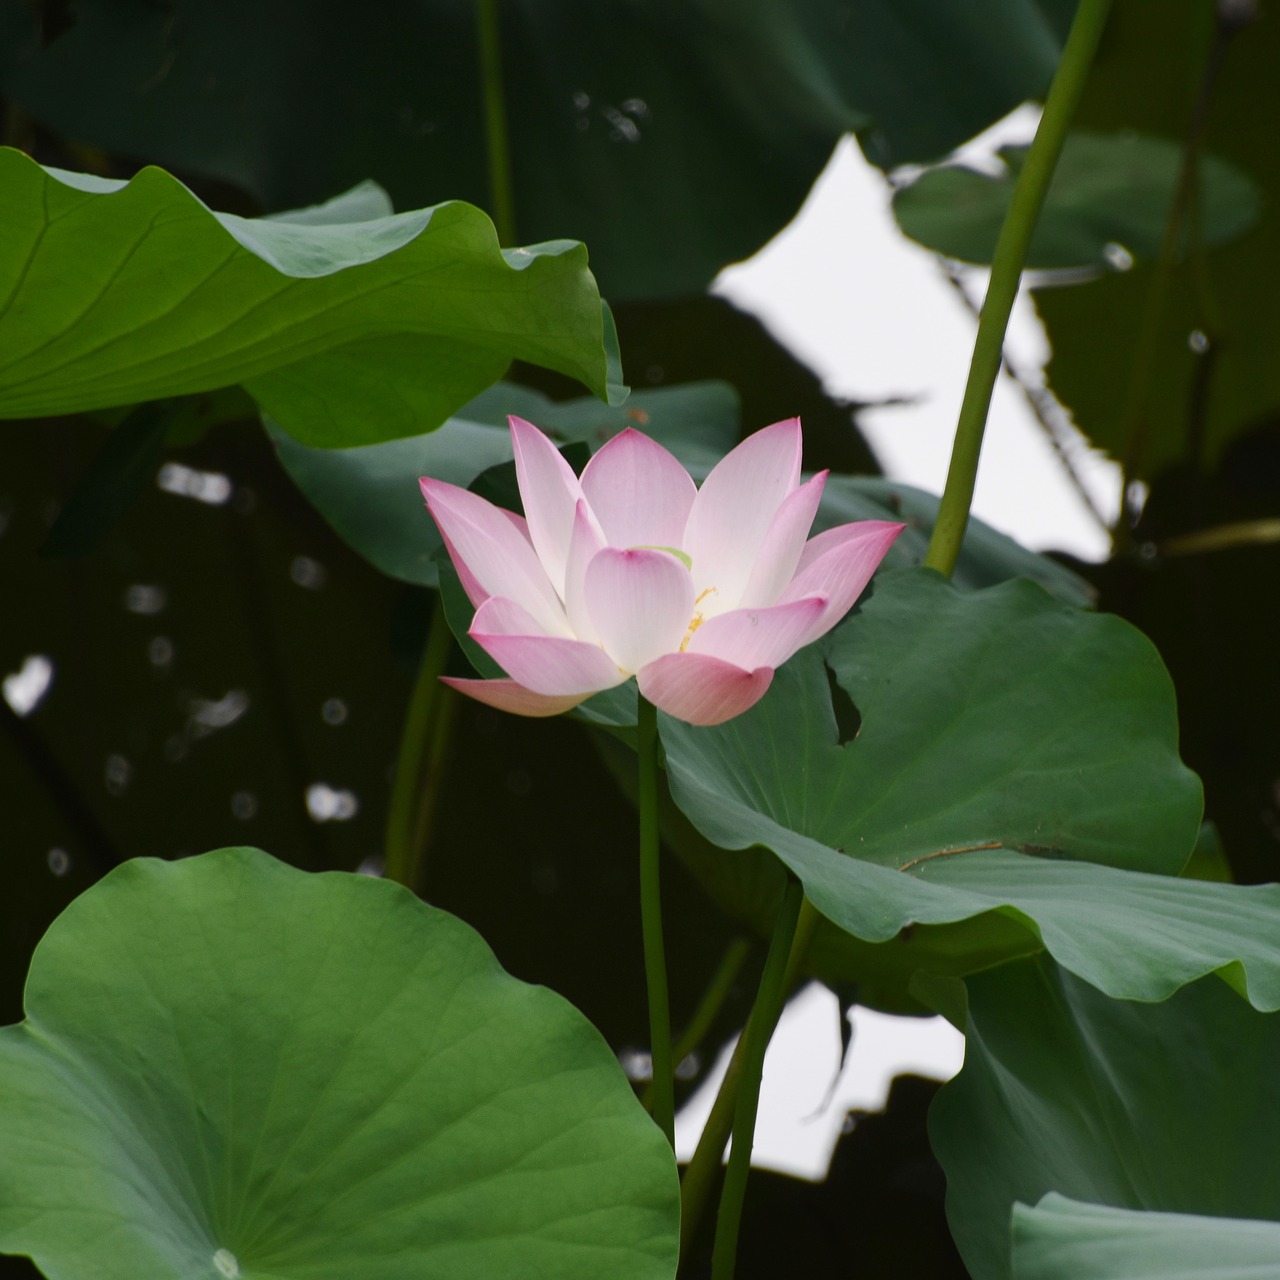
[638,691,676,1147]
[642,936,750,1111]
[476,0,516,246]
[924,0,1114,578]
[679,895,821,1260]
[384,596,455,889]
[710,877,805,1280]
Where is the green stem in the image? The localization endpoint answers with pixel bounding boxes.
[642,936,750,1111]
[384,596,455,889]
[408,682,459,866]
[476,0,516,246]
[924,0,1113,578]
[710,878,805,1280]
[638,692,675,1147]
[672,937,751,1073]
[680,896,821,1261]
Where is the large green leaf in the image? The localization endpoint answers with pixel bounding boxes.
[1012,1196,1280,1280]
[930,955,1280,1280]
[656,569,1280,1011]
[893,131,1260,268]
[0,1,1072,299]
[0,847,679,1280]
[0,149,618,446]
[666,568,1197,876]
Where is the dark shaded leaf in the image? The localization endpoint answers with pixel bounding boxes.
[932,954,1280,1279]
[0,0,1072,299]
[39,401,181,558]
[1033,0,1280,475]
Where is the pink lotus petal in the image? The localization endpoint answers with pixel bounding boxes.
[581,428,697,550]
[739,471,828,607]
[440,677,592,718]
[683,418,804,611]
[686,596,828,669]
[779,519,906,645]
[420,477,568,636]
[584,547,695,674]
[510,416,584,599]
[471,596,623,695]
[638,652,774,726]
[502,509,533,544]
[563,499,607,645]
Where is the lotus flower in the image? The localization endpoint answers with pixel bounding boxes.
[420,417,904,726]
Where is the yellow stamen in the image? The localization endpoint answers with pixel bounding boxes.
[679,587,718,652]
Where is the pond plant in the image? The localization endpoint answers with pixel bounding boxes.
[2,1,1279,1277]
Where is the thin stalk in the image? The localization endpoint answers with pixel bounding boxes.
[1160,518,1280,558]
[638,692,675,1147]
[475,0,516,246]
[384,597,455,889]
[940,268,1110,534]
[408,681,459,867]
[1115,14,1235,536]
[680,896,823,1261]
[710,878,806,1280]
[0,697,122,874]
[672,937,751,1074]
[642,937,750,1111]
[924,0,1114,578]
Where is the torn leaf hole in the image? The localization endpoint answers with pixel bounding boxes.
[825,661,861,746]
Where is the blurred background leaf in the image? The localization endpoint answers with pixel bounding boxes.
[0,0,1074,300]
[1033,0,1280,479]
[893,130,1260,269]
[1030,0,1280,886]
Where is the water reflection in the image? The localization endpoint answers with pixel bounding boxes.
[290,555,327,589]
[1103,241,1134,272]
[601,104,640,143]
[305,783,359,822]
[104,753,132,796]
[124,584,168,615]
[156,462,233,505]
[148,636,174,670]
[230,790,258,820]
[163,689,250,761]
[2,654,54,716]
[190,689,250,736]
